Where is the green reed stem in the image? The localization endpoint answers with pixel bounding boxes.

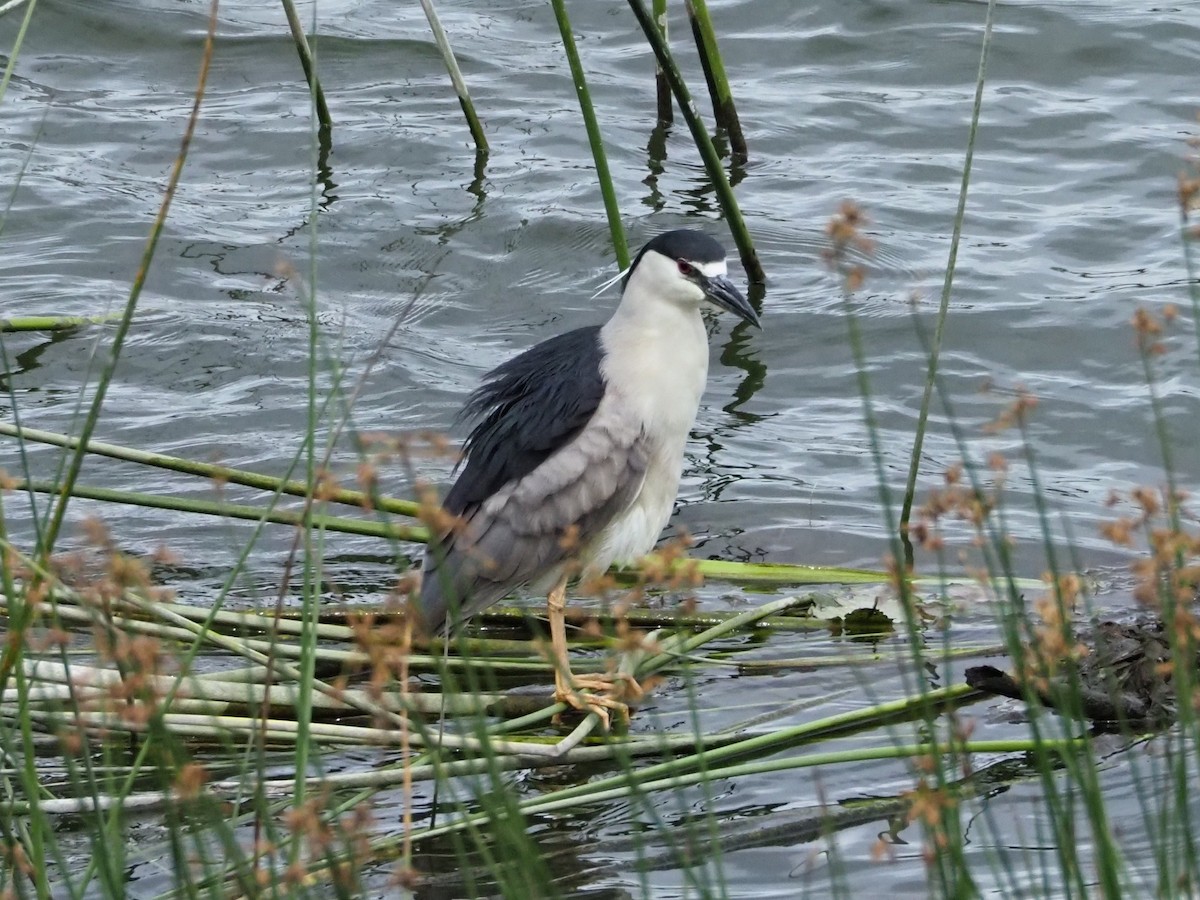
[685,0,746,162]
[0,314,122,332]
[652,0,672,123]
[551,0,630,268]
[0,421,421,518]
[903,304,1100,897]
[11,479,429,543]
[627,0,764,284]
[279,0,333,132]
[520,738,1080,818]
[418,0,489,153]
[9,470,1037,596]
[898,0,996,554]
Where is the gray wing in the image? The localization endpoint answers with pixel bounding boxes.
[419,399,650,634]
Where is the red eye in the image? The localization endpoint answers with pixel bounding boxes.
[677,259,696,277]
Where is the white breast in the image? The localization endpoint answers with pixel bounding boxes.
[582,302,710,573]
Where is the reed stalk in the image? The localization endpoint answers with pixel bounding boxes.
[278,0,333,132]
[836,225,980,890]
[551,0,630,268]
[626,0,764,284]
[652,0,672,124]
[685,0,747,162]
[897,0,997,558]
[418,0,489,153]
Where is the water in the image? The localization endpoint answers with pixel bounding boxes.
[2,0,1198,896]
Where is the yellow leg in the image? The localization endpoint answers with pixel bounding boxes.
[547,575,630,730]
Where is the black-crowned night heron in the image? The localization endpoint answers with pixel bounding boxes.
[417,229,759,724]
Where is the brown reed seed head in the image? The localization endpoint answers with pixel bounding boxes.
[175,762,208,801]
[558,523,581,554]
[1021,585,1087,686]
[1178,171,1200,217]
[347,611,414,707]
[55,724,84,756]
[0,840,32,879]
[1131,306,1167,355]
[1099,517,1136,547]
[1108,479,1200,608]
[414,481,457,534]
[905,778,956,850]
[314,467,340,502]
[982,388,1037,434]
[632,531,699,592]
[284,795,334,857]
[342,800,374,849]
[392,863,423,891]
[822,200,874,291]
[363,429,459,464]
[355,461,378,511]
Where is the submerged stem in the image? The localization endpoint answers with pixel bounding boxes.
[685,0,747,162]
[418,0,489,153]
[627,0,764,284]
[279,0,333,133]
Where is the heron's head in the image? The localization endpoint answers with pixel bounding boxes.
[622,229,759,327]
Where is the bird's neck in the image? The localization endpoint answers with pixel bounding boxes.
[599,298,709,429]
[602,294,708,361]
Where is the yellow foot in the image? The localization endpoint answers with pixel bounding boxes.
[554,673,642,731]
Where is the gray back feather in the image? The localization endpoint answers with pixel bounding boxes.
[418,396,649,634]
